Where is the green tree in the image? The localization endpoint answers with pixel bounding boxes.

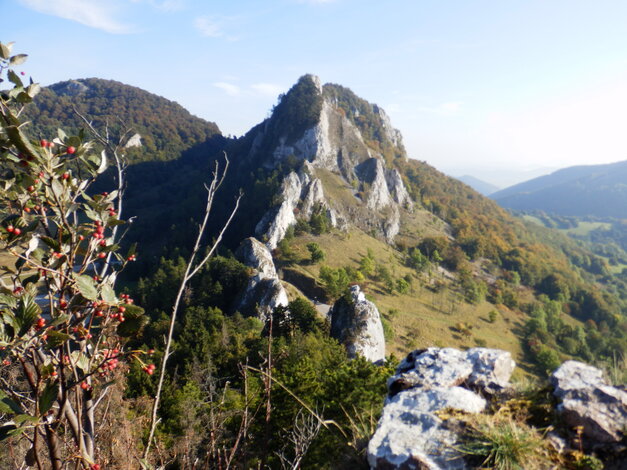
[307,242,326,263]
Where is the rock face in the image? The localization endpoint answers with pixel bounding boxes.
[250,75,413,249]
[254,164,336,249]
[234,237,288,320]
[124,133,142,148]
[329,285,385,363]
[368,348,516,470]
[551,361,627,444]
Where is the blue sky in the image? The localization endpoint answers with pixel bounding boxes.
[4,0,627,186]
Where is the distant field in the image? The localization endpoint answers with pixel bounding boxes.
[521,215,611,237]
[521,215,544,226]
[562,221,611,236]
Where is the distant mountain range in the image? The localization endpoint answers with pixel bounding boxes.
[457,175,500,195]
[492,160,627,218]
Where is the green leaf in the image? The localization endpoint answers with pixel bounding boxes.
[101,284,117,304]
[0,391,23,415]
[0,294,18,309]
[15,295,41,336]
[7,70,23,87]
[45,330,70,348]
[0,43,10,59]
[39,236,61,252]
[57,128,67,141]
[126,243,138,258]
[48,314,70,328]
[117,305,147,337]
[21,274,40,287]
[70,351,89,373]
[74,274,98,301]
[39,383,58,415]
[9,54,28,66]
[26,83,40,98]
[0,423,18,442]
[50,179,64,200]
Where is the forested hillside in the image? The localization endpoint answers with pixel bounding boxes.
[1,49,625,469]
[492,160,627,218]
[25,78,221,163]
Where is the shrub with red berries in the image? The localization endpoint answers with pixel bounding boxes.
[0,42,147,468]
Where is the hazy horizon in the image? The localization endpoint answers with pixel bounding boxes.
[4,0,627,183]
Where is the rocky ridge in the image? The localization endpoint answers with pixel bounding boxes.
[250,75,413,249]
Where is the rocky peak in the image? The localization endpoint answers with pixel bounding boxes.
[329,285,385,363]
[251,75,414,249]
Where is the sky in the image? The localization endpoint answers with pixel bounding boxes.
[3,0,627,187]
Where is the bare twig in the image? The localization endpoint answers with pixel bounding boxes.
[143,155,241,459]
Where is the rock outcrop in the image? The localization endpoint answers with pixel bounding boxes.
[124,133,142,148]
[254,165,336,250]
[250,75,413,249]
[329,285,385,363]
[551,360,627,444]
[234,237,288,320]
[368,348,516,470]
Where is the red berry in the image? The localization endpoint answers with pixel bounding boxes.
[99,239,106,247]
[91,464,101,470]
[66,146,76,154]
[98,252,106,259]
[2,359,10,366]
[80,381,89,390]
[62,172,70,180]
[7,225,14,233]
[79,235,85,241]
[27,185,35,192]
[23,207,31,213]
[118,306,126,313]
[13,228,21,236]
[40,139,48,148]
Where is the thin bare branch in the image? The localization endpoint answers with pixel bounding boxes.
[143,156,240,459]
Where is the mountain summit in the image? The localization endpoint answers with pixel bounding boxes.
[236,74,414,248]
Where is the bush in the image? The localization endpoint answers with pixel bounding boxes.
[488,310,499,323]
[0,43,147,468]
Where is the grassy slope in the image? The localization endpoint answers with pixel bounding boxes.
[281,229,532,378]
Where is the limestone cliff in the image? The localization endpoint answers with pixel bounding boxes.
[233,237,289,320]
[329,285,385,363]
[246,74,413,249]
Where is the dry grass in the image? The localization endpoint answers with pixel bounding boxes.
[282,228,531,377]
